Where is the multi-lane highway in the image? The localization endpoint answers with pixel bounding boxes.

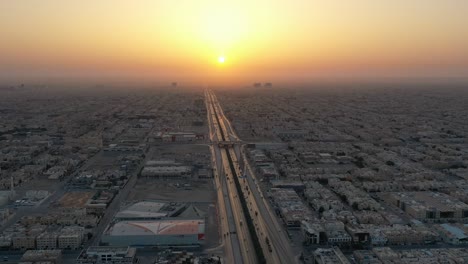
[206,90,257,264]
[206,89,296,264]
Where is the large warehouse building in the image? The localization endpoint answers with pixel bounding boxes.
[101,219,205,247]
[115,201,186,221]
[140,160,192,179]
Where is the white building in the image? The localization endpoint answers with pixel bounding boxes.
[101,219,205,247]
[313,247,350,264]
[58,226,84,250]
[140,166,192,179]
[76,246,137,264]
[20,250,62,264]
[36,232,58,249]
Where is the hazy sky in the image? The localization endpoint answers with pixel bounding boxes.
[1,0,468,85]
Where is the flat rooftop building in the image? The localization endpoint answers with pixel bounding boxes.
[76,246,137,264]
[385,192,468,222]
[115,201,186,220]
[101,219,205,247]
[20,250,62,264]
[140,166,192,179]
[313,247,350,264]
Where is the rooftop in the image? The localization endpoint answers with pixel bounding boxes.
[440,224,468,240]
[104,219,205,237]
[115,201,169,219]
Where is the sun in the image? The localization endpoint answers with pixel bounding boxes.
[218,56,225,64]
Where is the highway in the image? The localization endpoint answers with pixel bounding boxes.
[206,89,296,264]
[205,90,258,264]
[205,92,244,264]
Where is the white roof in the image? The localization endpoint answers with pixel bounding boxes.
[116,201,168,219]
[105,220,204,236]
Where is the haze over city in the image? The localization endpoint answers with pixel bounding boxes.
[1,1,468,264]
[1,0,468,85]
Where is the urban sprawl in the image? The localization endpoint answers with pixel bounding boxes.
[0,85,468,263]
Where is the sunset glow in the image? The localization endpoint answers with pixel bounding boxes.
[1,0,468,84]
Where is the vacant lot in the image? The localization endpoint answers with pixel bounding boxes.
[58,191,95,207]
[129,178,215,203]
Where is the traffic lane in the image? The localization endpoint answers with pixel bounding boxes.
[216,154,241,263]
[207,93,243,264]
[242,153,296,263]
[228,150,283,264]
[210,148,233,262]
[221,152,257,264]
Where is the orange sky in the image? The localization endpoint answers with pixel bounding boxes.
[1,0,468,85]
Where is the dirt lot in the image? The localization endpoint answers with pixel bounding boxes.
[17,178,62,192]
[86,152,123,170]
[131,144,214,202]
[58,191,95,207]
[147,144,211,166]
[128,178,215,203]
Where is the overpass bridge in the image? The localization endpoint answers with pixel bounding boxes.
[217,141,242,148]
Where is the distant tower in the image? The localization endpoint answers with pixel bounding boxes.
[172,82,178,87]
